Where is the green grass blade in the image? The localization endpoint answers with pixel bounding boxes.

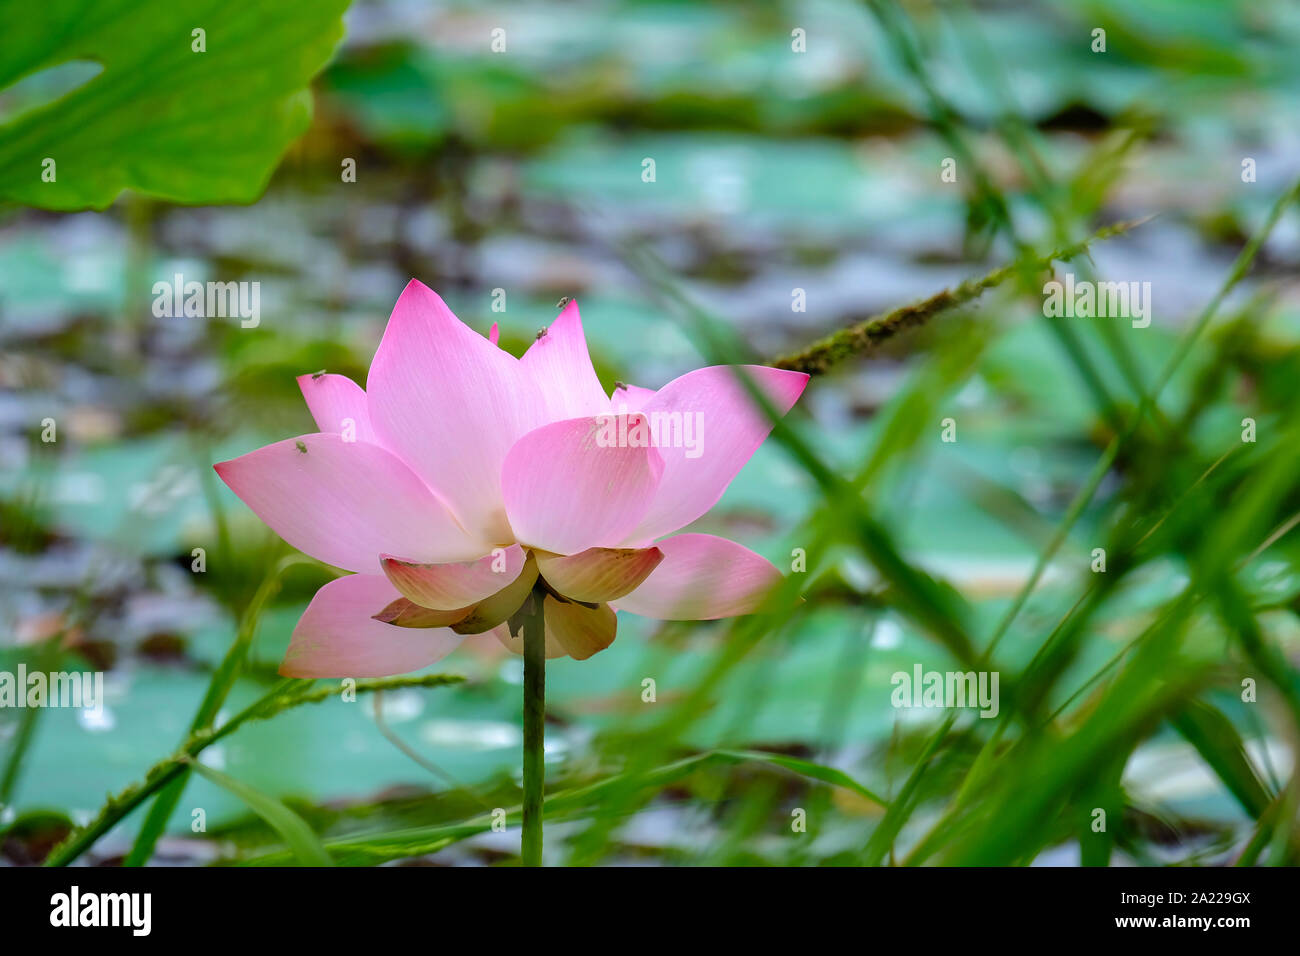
[1171,700,1272,819]
[714,750,888,808]
[186,760,332,867]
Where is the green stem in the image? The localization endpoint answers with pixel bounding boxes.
[521,589,546,866]
[769,217,1148,375]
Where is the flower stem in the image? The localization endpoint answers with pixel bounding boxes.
[521,588,546,866]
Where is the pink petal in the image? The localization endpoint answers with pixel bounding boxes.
[450,554,538,634]
[621,365,808,544]
[281,574,461,678]
[536,547,664,603]
[611,533,784,620]
[501,414,664,555]
[373,597,473,628]
[381,545,527,610]
[488,322,500,345]
[366,280,544,543]
[520,300,611,422]
[296,373,378,445]
[214,433,484,574]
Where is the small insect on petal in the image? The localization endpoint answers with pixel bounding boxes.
[295,441,308,454]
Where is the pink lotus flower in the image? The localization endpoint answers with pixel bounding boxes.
[215,280,808,678]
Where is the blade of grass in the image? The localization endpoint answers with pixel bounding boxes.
[185,758,332,866]
[1171,700,1272,819]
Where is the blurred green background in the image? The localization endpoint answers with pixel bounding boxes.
[2,0,1300,866]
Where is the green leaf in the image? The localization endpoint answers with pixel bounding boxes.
[186,759,333,867]
[0,0,350,210]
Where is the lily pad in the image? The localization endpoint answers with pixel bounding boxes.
[0,0,351,210]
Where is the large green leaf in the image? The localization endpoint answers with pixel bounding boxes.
[0,0,350,210]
